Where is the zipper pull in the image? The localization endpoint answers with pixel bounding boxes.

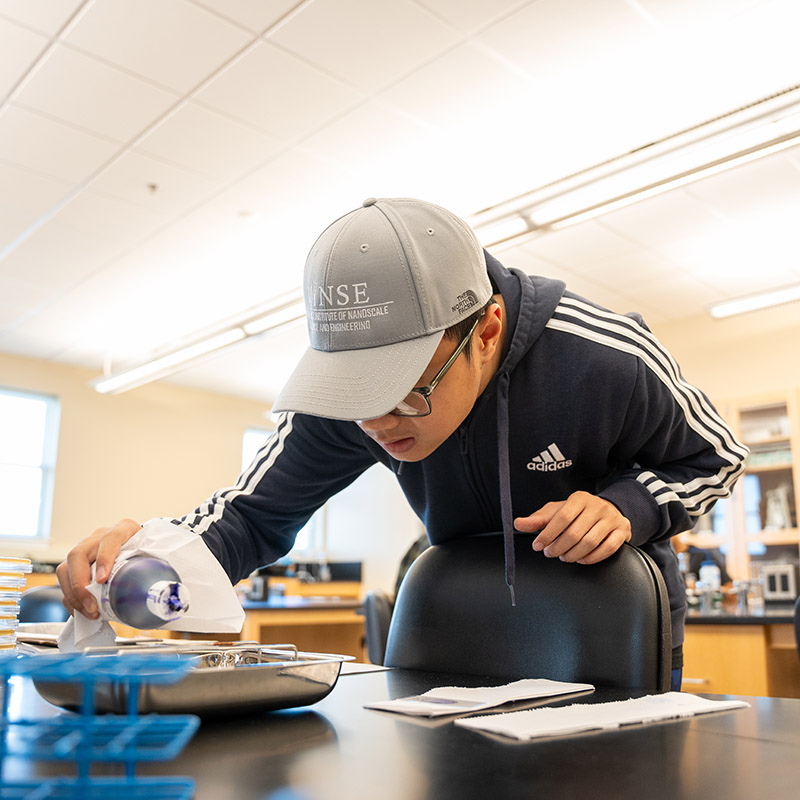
[458,426,469,455]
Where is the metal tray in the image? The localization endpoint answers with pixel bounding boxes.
[33,642,352,716]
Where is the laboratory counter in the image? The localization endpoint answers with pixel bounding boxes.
[685,602,796,624]
[4,666,800,800]
[682,603,799,697]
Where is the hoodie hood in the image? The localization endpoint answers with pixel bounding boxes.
[484,251,565,604]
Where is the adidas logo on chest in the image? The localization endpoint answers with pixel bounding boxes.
[527,442,573,472]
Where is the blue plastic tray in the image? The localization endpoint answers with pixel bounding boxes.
[1,653,199,797]
[0,777,195,800]
[4,713,200,762]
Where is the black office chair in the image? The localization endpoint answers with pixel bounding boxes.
[18,585,70,623]
[384,533,672,692]
[363,589,394,665]
[794,594,800,659]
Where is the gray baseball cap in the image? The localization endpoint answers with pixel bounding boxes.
[272,197,493,420]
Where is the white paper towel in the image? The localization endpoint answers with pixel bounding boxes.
[365,679,594,717]
[58,518,245,651]
[454,692,749,740]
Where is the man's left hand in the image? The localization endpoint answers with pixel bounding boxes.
[514,491,632,564]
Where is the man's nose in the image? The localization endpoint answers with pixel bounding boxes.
[357,412,401,432]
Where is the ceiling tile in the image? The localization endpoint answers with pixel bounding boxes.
[0,105,119,183]
[52,188,166,248]
[498,240,652,319]
[597,189,730,260]
[87,151,219,217]
[474,0,790,173]
[415,0,533,33]
[195,41,359,139]
[520,221,645,269]
[191,0,301,34]
[0,16,49,97]
[629,0,763,30]
[0,275,56,331]
[0,204,41,253]
[379,42,533,130]
[627,275,721,315]
[675,222,800,299]
[0,161,74,250]
[477,0,647,82]
[684,147,800,224]
[136,102,282,181]
[492,243,559,277]
[14,44,178,142]
[581,253,670,293]
[301,99,432,171]
[269,0,460,93]
[0,189,163,292]
[0,215,121,292]
[64,0,254,94]
[0,157,74,214]
[3,0,800,403]
[0,0,84,36]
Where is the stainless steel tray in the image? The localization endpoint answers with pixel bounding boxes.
[33,642,352,716]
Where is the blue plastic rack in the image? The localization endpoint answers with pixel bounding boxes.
[0,652,201,800]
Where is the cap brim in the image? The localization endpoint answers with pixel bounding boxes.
[272,331,444,421]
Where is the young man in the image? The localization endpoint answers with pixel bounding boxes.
[58,197,747,690]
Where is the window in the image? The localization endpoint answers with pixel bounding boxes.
[0,388,60,540]
[242,426,318,555]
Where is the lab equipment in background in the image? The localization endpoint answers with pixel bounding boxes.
[760,562,798,602]
[699,560,722,591]
[0,557,32,655]
[730,580,751,614]
[695,580,715,614]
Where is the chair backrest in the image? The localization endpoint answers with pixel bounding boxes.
[794,595,800,659]
[18,585,70,623]
[363,588,394,665]
[384,533,671,692]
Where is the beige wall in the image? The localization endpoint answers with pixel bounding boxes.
[1,351,269,563]
[651,302,800,407]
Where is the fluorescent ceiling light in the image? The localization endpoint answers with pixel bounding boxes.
[707,283,800,319]
[242,298,306,335]
[470,84,800,246]
[472,216,531,246]
[91,289,306,394]
[92,329,247,394]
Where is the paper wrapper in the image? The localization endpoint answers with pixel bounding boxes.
[58,518,245,652]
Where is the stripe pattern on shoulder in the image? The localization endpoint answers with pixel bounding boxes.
[176,412,296,535]
[546,297,747,517]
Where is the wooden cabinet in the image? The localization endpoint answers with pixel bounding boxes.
[23,572,58,589]
[682,389,800,583]
[682,622,800,697]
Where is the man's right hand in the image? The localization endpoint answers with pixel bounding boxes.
[56,518,142,619]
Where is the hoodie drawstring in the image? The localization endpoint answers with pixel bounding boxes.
[496,370,516,606]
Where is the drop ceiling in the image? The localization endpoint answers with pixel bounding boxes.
[1,0,799,403]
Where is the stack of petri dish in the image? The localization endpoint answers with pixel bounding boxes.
[0,557,32,656]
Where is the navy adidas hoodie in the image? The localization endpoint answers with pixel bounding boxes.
[178,252,747,649]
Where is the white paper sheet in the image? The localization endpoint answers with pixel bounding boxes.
[58,518,245,651]
[364,678,594,717]
[454,691,749,739]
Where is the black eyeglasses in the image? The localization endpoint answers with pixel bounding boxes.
[390,313,483,417]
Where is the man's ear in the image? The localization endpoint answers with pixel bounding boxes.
[476,300,504,363]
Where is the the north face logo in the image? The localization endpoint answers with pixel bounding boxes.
[451,290,479,314]
[527,443,573,471]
